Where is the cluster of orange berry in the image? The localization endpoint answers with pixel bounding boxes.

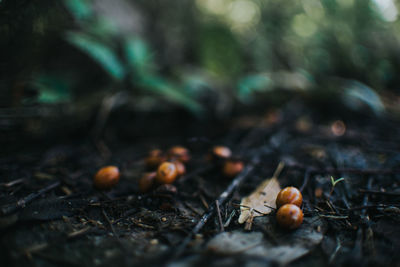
[209,146,244,178]
[92,145,245,192]
[139,145,245,193]
[275,187,303,229]
[139,146,190,193]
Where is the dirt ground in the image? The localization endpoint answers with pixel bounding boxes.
[1,103,400,267]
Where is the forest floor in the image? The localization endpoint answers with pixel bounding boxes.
[1,102,400,267]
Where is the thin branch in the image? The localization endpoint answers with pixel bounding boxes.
[215,200,224,232]
[300,168,311,192]
[1,181,61,216]
[102,209,119,241]
[329,236,342,264]
[0,178,25,188]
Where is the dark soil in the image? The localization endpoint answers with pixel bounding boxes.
[1,103,400,267]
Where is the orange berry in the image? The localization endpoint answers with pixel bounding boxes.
[276,204,303,229]
[138,172,156,193]
[222,160,244,178]
[156,162,178,184]
[276,187,303,208]
[173,160,186,177]
[167,146,190,163]
[93,166,120,190]
[314,187,323,198]
[210,146,232,161]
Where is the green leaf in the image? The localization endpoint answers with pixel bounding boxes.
[33,75,72,103]
[138,76,203,115]
[330,176,345,187]
[64,0,92,20]
[84,18,120,38]
[66,32,125,80]
[124,37,153,75]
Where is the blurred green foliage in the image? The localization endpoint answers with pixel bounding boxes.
[34,74,72,103]
[63,0,203,114]
[199,24,243,78]
[1,0,400,116]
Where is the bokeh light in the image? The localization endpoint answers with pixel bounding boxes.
[292,14,317,37]
[227,0,261,31]
[372,0,398,22]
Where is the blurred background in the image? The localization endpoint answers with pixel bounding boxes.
[1,0,400,143]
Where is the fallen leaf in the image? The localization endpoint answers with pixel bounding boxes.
[238,162,283,230]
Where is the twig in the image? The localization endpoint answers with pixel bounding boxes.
[329,236,342,264]
[318,214,348,219]
[361,177,375,256]
[362,178,373,215]
[199,194,209,209]
[300,168,311,192]
[102,209,119,241]
[183,202,203,216]
[67,227,91,238]
[215,200,224,232]
[263,204,277,211]
[171,156,259,259]
[325,199,339,215]
[131,219,155,229]
[0,178,25,187]
[235,203,269,215]
[223,210,236,228]
[1,181,61,216]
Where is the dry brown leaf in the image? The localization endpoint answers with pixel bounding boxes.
[238,162,283,230]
